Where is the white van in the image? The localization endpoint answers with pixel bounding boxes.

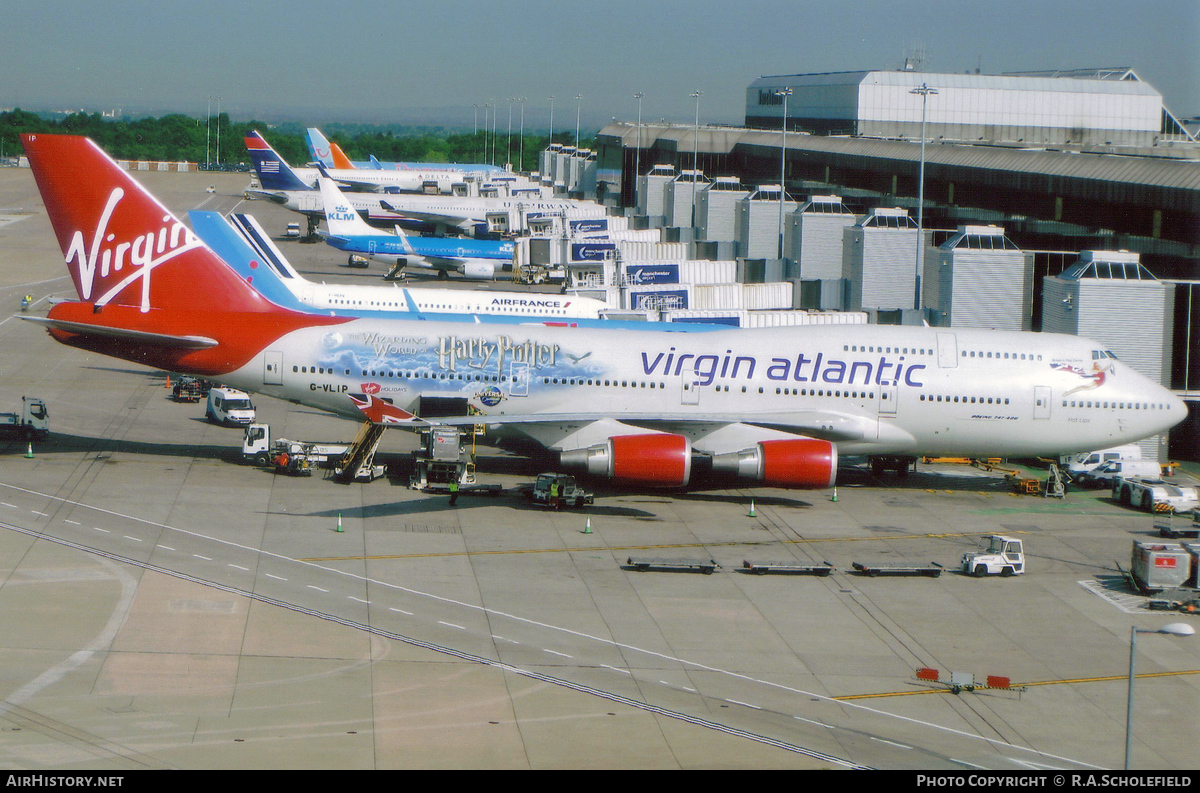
[1063,445,1142,476]
[1076,459,1162,489]
[206,387,256,426]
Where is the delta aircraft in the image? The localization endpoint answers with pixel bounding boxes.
[306,127,503,174]
[316,176,511,280]
[249,136,605,236]
[189,209,616,321]
[20,133,1189,493]
[246,131,465,195]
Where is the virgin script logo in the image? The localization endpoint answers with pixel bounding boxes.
[63,188,204,312]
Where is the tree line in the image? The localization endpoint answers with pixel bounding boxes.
[0,110,592,168]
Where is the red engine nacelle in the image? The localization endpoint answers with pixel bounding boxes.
[710,438,837,489]
[559,433,692,487]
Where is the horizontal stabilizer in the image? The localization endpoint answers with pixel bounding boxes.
[21,315,219,349]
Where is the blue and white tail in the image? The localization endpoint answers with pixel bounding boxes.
[305,128,335,168]
[318,177,383,238]
[244,131,312,191]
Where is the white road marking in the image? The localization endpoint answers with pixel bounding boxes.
[0,479,1102,770]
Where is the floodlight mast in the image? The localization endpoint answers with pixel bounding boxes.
[910,82,938,312]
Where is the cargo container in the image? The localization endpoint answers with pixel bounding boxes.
[1130,541,1192,593]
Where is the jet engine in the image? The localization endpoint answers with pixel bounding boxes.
[460,261,497,280]
[710,438,837,489]
[559,433,692,487]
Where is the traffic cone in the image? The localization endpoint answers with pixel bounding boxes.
[748,499,756,517]
[831,487,838,502]
[583,517,592,534]
[336,513,343,533]
[25,443,33,459]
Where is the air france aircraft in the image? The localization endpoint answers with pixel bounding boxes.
[21,133,1189,492]
[189,210,616,321]
[317,177,511,280]
[306,127,503,174]
[246,131,465,195]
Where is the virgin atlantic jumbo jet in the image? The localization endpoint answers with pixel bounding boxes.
[19,134,1187,491]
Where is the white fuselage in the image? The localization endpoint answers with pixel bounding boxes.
[290,282,610,320]
[276,190,606,229]
[214,320,1186,459]
[291,164,465,194]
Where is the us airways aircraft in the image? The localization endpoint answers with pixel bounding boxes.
[20,133,1188,492]
[316,177,511,280]
[246,131,465,195]
[189,209,616,321]
[306,128,503,174]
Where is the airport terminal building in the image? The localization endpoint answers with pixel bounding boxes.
[744,68,1193,148]
[585,67,1200,457]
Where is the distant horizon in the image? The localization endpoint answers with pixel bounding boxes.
[4,1,1196,134]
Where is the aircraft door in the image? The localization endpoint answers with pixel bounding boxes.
[509,361,529,397]
[937,333,958,368]
[878,384,898,416]
[1033,386,1052,419]
[263,350,283,385]
[681,366,700,406]
[368,239,377,256]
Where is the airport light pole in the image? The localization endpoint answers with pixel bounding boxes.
[910,82,937,312]
[548,96,555,148]
[491,98,498,166]
[633,92,645,206]
[1125,622,1194,769]
[690,90,703,228]
[206,95,213,169]
[518,97,527,173]
[775,87,793,260]
[480,103,489,165]
[506,97,514,170]
[575,94,583,148]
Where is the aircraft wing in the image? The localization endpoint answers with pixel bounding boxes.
[379,201,479,233]
[348,403,874,445]
[20,316,219,349]
[328,177,387,194]
[452,411,873,444]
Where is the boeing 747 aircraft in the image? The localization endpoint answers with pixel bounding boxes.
[21,133,1188,491]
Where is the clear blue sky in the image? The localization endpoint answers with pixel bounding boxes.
[4,0,1197,130]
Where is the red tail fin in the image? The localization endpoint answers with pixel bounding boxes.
[21,133,273,314]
